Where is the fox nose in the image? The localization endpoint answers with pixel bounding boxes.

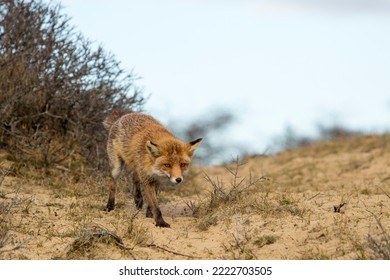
[175,177,182,183]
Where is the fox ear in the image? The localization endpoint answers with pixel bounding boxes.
[146,141,160,157]
[188,138,202,155]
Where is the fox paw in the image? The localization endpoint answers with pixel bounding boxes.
[155,220,170,228]
[105,200,115,212]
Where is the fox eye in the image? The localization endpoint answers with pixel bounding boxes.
[180,163,188,168]
[163,163,172,168]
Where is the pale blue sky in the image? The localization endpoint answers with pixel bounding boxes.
[55,0,390,161]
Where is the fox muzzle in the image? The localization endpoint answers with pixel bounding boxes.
[170,177,183,184]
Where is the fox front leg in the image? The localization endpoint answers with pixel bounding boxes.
[143,181,170,228]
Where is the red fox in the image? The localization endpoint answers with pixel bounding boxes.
[103,110,202,228]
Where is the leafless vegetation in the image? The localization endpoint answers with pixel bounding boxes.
[0,0,144,171]
[276,123,363,151]
[203,161,267,213]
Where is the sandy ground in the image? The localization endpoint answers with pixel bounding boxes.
[0,134,389,259]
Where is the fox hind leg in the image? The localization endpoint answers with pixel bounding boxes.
[105,150,123,212]
[132,172,143,210]
[146,206,153,218]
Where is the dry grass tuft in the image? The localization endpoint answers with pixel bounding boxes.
[201,160,269,215]
[367,212,390,259]
[0,175,33,255]
[66,224,133,259]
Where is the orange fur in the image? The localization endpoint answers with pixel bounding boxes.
[103,110,202,227]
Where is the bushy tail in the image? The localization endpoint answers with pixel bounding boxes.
[103,109,132,131]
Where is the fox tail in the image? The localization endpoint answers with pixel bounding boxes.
[102,109,132,131]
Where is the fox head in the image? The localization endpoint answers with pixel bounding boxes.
[146,138,202,184]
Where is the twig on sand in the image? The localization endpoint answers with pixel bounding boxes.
[145,243,199,259]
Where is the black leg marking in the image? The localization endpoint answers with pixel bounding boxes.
[155,208,170,228]
[146,206,153,218]
[105,197,115,212]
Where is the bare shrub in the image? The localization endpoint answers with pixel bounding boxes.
[201,159,268,216]
[0,0,144,170]
[317,124,362,141]
[275,123,362,151]
[276,125,313,150]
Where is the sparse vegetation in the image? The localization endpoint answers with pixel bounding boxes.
[1,134,389,259]
[196,214,218,231]
[200,159,269,216]
[222,232,257,260]
[66,223,133,260]
[0,182,31,255]
[274,123,363,151]
[367,211,390,260]
[253,235,278,248]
